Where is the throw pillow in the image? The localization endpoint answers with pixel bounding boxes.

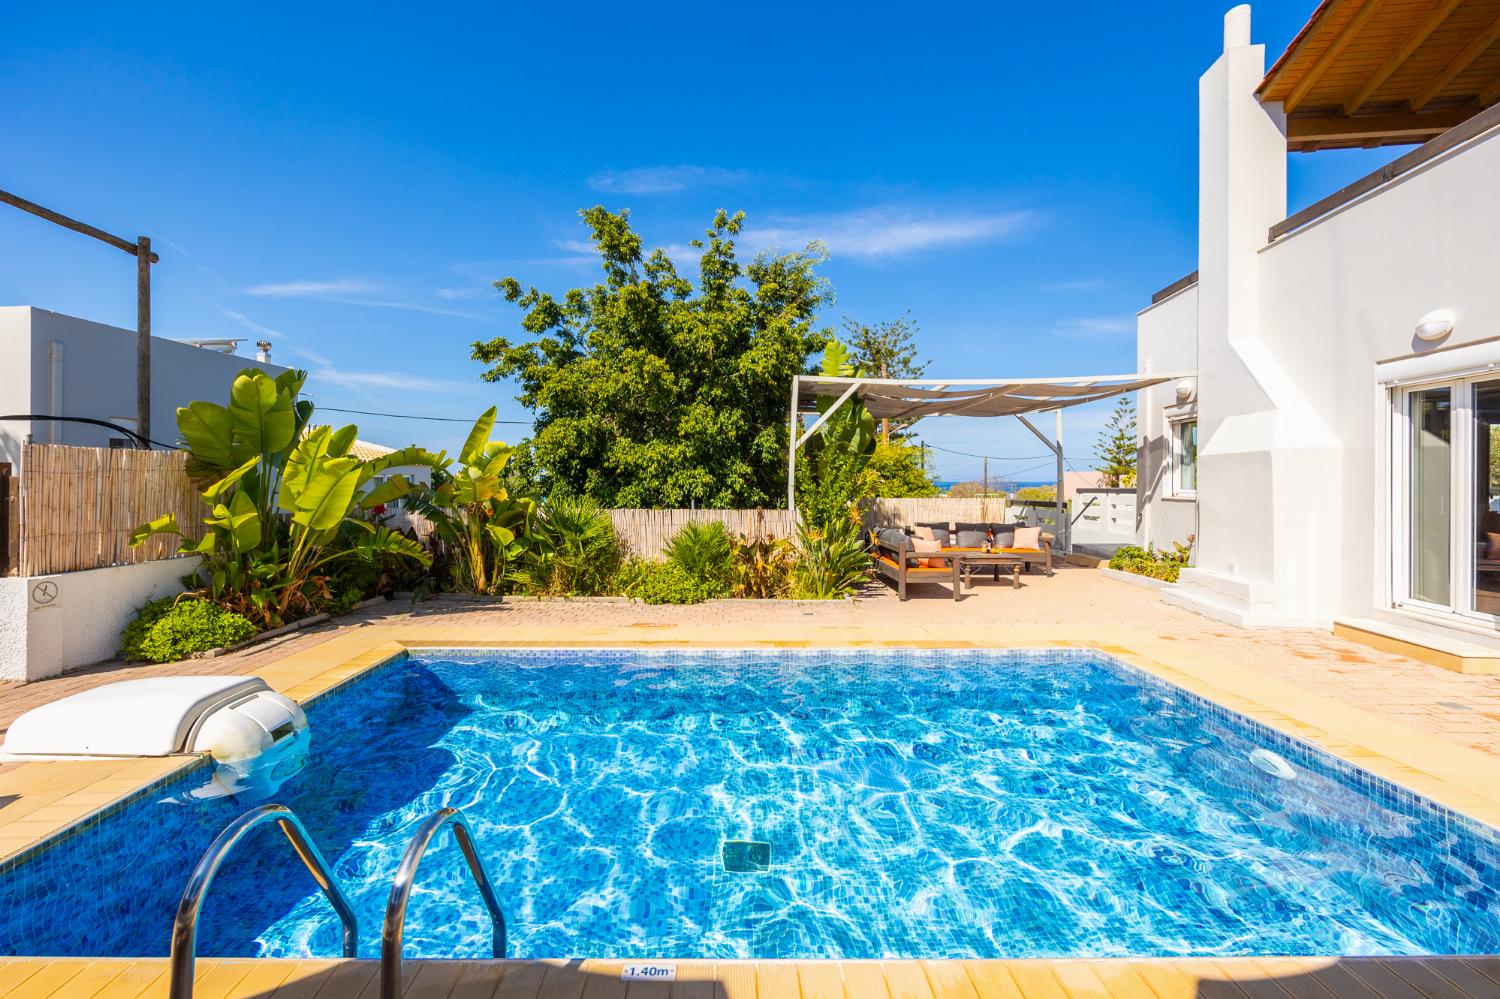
[1011,526,1042,550]
[955,529,987,549]
[910,537,944,568]
[912,525,936,542]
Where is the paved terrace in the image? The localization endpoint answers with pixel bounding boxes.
[5,563,1499,756]
[3,565,1500,999]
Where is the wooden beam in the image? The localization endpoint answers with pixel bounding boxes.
[1287,107,1476,144]
[1480,74,1500,108]
[0,189,160,262]
[137,236,152,444]
[1285,0,1384,113]
[1271,101,1500,241]
[1260,0,1352,99]
[1344,0,1464,115]
[1410,11,1500,111]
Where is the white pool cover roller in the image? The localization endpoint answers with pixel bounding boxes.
[1,676,306,761]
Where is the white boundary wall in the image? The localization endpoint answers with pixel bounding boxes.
[0,558,197,682]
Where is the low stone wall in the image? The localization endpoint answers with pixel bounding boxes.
[0,558,197,682]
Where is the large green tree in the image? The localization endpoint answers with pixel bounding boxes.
[472,207,832,507]
[842,311,927,441]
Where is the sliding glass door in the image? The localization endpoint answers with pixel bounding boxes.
[1395,376,1500,622]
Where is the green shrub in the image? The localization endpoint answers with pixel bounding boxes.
[664,521,735,593]
[625,561,720,605]
[515,495,622,596]
[1108,538,1193,583]
[790,519,870,599]
[122,597,258,663]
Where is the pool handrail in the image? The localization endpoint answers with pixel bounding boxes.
[169,803,358,999]
[381,807,506,999]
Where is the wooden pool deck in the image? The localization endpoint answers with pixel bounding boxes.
[3,956,1498,999]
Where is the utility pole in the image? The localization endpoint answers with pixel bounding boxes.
[0,189,158,443]
[983,456,989,496]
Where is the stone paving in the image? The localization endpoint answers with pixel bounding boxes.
[3,563,1499,757]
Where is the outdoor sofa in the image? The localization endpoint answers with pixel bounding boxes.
[870,528,961,600]
[930,521,1055,578]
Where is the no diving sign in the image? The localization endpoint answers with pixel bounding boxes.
[621,964,676,982]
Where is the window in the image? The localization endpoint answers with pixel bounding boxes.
[1394,376,1500,619]
[1173,420,1197,494]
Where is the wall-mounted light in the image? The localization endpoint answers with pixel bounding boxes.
[1415,309,1456,342]
[1175,379,1197,404]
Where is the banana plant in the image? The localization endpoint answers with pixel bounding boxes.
[131,369,434,627]
[797,341,877,532]
[406,407,534,595]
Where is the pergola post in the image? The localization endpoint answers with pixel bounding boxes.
[1055,408,1066,553]
[786,376,800,514]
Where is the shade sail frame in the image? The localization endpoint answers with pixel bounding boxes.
[786,371,1187,551]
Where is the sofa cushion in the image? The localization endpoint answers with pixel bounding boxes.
[954,523,989,549]
[1011,526,1042,550]
[876,528,909,552]
[910,536,945,568]
[915,521,951,545]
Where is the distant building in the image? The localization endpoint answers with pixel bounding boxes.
[0,306,285,466]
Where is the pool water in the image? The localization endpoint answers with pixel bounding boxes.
[1,648,1497,959]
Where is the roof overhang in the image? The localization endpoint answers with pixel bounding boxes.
[1258,0,1500,152]
[795,374,1177,421]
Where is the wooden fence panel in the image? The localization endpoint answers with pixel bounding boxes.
[863,496,1010,529]
[608,508,795,559]
[17,444,205,576]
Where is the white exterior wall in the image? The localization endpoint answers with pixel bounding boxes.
[1138,4,1500,640]
[0,558,199,682]
[0,306,285,466]
[1137,285,1199,550]
[1257,129,1500,623]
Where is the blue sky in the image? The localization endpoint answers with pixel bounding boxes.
[1,1,1397,483]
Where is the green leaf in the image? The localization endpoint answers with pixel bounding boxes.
[229,369,296,458]
[460,407,497,465]
[290,458,362,533]
[278,427,332,512]
[360,474,411,509]
[129,513,182,548]
[176,402,235,470]
[201,457,261,502]
[327,424,358,458]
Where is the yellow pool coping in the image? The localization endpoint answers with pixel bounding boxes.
[2,956,1498,998]
[2,625,1499,997]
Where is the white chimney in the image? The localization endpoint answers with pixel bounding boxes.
[256,340,272,363]
[1223,4,1252,50]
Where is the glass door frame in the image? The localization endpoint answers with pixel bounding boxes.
[1390,373,1495,623]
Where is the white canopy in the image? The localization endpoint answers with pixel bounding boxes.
[795,374,1174,420]
[787,372,1187,548]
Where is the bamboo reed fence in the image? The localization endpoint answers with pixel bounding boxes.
[863,496,1010,529]
[3,443,1026,576]
[15,444,205,576]
[608,507,795,559]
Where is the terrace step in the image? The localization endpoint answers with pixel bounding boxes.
[1335,613,1500,674]
[1162,568,1329,629]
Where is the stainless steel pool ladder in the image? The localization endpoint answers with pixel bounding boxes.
[169,803,358,999]
[381,807,506,999]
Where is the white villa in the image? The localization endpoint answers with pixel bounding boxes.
[1136,3,1500,667]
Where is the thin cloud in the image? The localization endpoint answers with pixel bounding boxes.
[217,306,283,340]
[744,206,1033,259]
[312,368,471,393]
[242,277,488,319]
[1051,317,1135,341]
[587,165,751,195]
[245,278,383,298]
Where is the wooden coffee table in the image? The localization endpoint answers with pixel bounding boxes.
[952,551,1028,594]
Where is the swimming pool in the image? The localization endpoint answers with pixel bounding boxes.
[0,648,1496,960]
